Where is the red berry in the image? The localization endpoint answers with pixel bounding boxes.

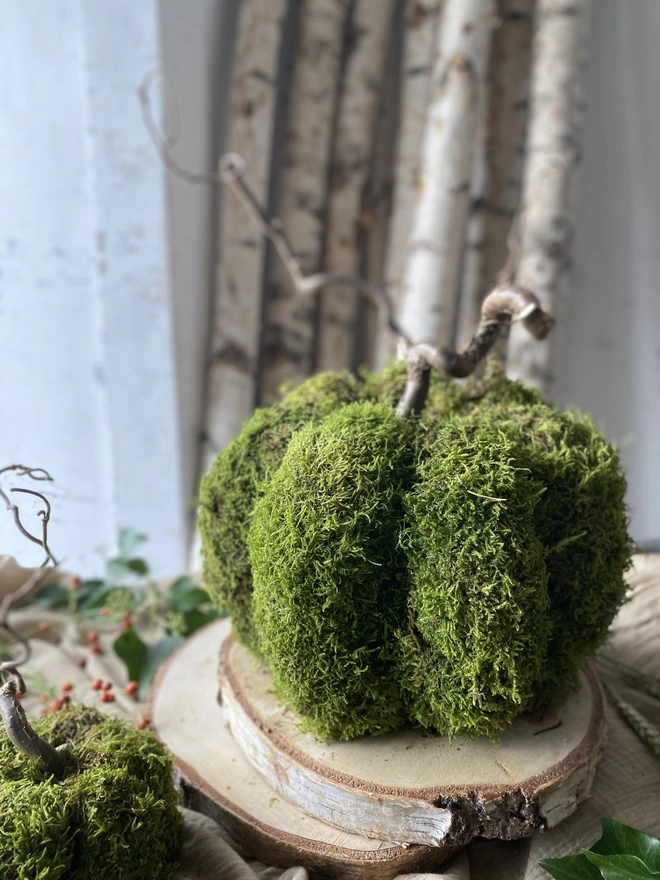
[100,692,115,703]
[70,575,81,591]
[38,621,49,633]
[60,694,71,705]
[92,678,103,691]
[76,656,87,669]
[90,644,102,655]
[100,606,110,617]
[101,680,113,691]
[87,630,99,644]
[125,681,139,698]
[138,716,149,730]
[122,612,132,630]
[47,698,62,713]
[61,682,73,693]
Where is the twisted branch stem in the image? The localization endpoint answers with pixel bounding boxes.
[0,465,63,775]
[0,675,67,778]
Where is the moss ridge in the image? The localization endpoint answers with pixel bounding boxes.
[250,402,415,740]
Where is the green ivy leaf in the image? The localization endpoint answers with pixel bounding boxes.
[125,557,149,576]
[180,608,220,637]
[584,851,659,878]
[539,854,603,879]
[138,636,185,700]
[118,528,148,559]
[592,819,660,871]
[113,628,148,683]
[166,576,210,613]
[31,583,70,608]
[76,580,110,610]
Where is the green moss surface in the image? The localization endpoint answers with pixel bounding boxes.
[400,421,551,738]
[198,372,363,651]
[200,361,632,741]
[0,706,182,880]
[250,403,415,740]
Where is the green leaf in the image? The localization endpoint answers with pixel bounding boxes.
[138,636,184,700]
[180,608,220,637]
[77,580,110,610]
[31,583,70,608]
[592,819,660,871]
[118,528,148,559]
[125,557,149,576]
[166,576,210,613]
[113,628,148,683]
[584,851,659,878]
[539,854,603,879]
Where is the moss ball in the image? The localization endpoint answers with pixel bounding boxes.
[0,706,182,880]
[200,362,632,741]
[250,403,415,740]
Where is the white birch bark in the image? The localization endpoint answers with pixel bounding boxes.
[201,0,287,470]
[456,0,535,349]
[260,0,350,402]
[315,0,396,374]
[506,0,590,396]
[375,0,444,367]
[398,0,495,349]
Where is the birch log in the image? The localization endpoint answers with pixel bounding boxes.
[315,0,396,374]
[506,0,589,396]
[259,0,350,402]
[456,0,535,350]
[376,0,444,367]
[201,0,287,472]
[398,0,495,349]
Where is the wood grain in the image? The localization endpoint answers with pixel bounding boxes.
[219,633,606,847]
[151,619,457,880]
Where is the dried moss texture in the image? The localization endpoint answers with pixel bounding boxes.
[201,362,632,741]
[198,372,363,651]
[250,403,415,740]
[401,421,551,738]
[0,706,182,880]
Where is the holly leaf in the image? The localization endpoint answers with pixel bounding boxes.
[591,819,660,871]
[76,580,110,610]
[118,528,148,559]
[166,576,210,613]
[114,628,148,683]
[584,851,659,878]
[31,583,70,608]
[138,636,184,700]
[539,854,603,879]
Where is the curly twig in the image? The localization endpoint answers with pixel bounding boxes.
[0,465,64,775]
[138,69,408,345]
[395,287,555,417]
[0,674,67,777]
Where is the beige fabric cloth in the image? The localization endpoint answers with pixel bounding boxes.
[1,555,659,879]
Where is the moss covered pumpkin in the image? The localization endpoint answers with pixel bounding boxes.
[0,706,182,879]
[199,362,632,741]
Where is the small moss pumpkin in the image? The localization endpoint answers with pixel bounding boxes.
[199,363,632,740]
[0,706,182,879]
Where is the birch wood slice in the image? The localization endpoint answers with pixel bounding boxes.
[151,619,457,880]
[219,634,607,849]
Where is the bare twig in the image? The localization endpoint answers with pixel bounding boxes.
[138,70,407,345]
[0,465,64,775]
[0,675,67,778]
[396,286,555,417]
[138,68,554,421]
